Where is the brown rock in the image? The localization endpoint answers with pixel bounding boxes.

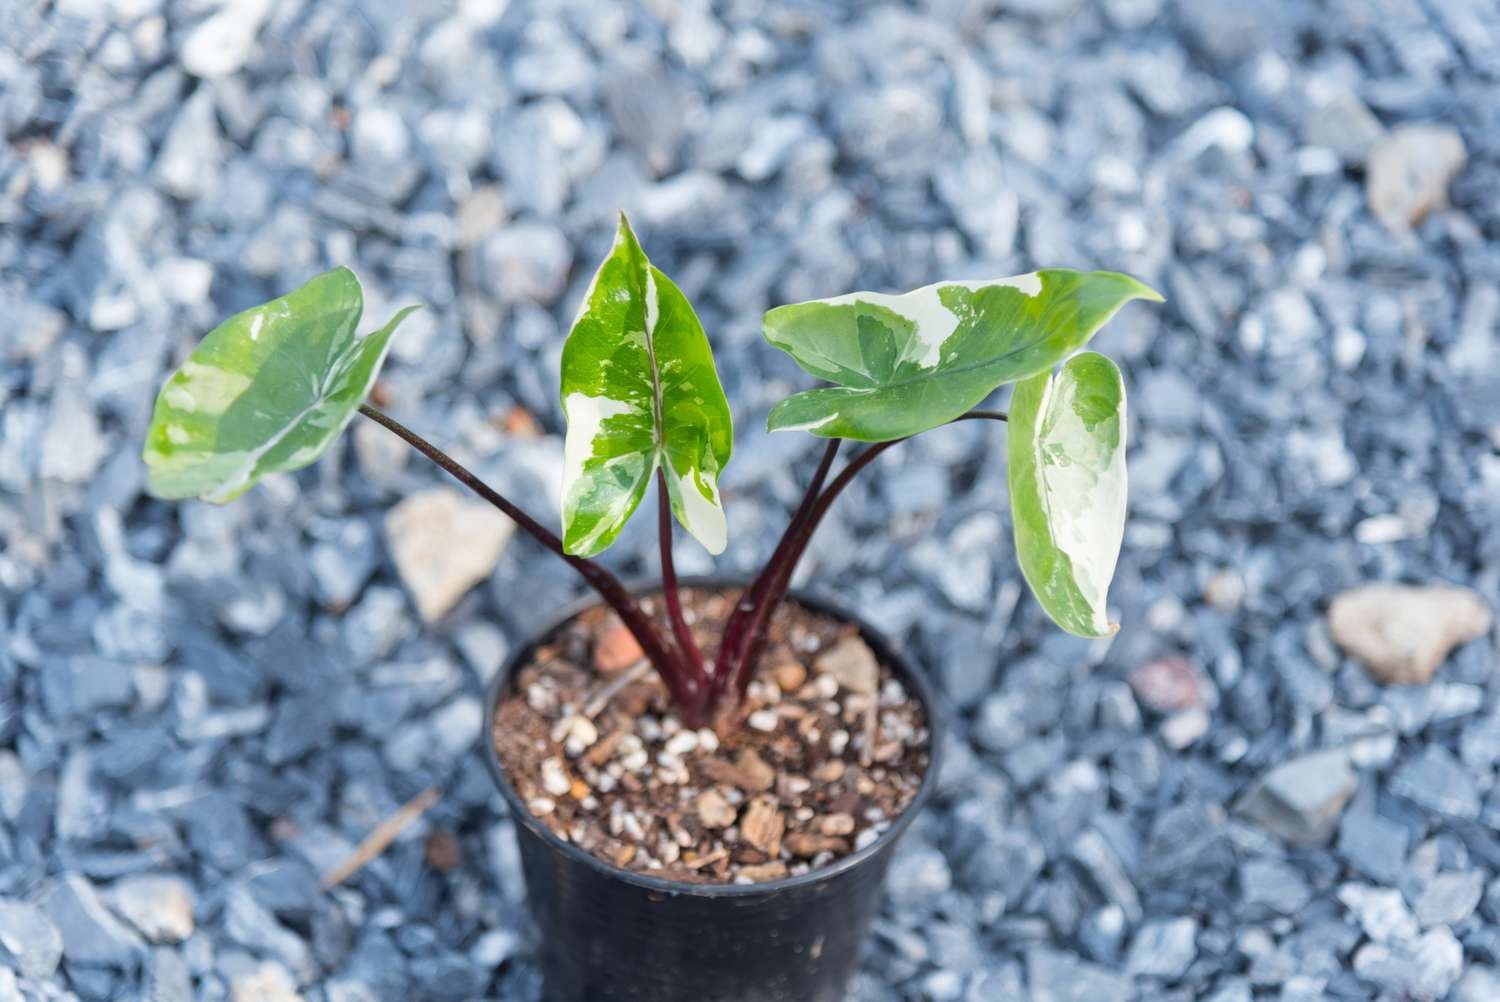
[815,636,879,695]
[696,789,737,829]
[594,620,645,673]
[1329,583,1492,685]
[424,831,461,872]
[1128,655,1204,712]
[785,832,850,857]
[501,405,541,438]
[771,661,808,693]
[739,796,785,856]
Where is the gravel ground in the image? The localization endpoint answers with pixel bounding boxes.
[3,0,1500,999]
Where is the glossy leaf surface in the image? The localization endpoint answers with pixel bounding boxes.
[1007,351,1128,638]
[143,267,416,503]
[764,270,1159,442]
[560,214,733,556]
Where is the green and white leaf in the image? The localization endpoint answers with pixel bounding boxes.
[1007,351,1127,638]
[764,269,1160,442]
[143,266,417,503]
[560,214,733,557]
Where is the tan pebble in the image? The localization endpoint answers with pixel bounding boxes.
[812,760,846,783]
[819,812,856,836]
[1328,583,1491,685]
[785,832,850,858]
[696,789,737,829]
[772,661,808,692]
[814,636,879,695]
[569,779,590,800]
[735,861,788,883]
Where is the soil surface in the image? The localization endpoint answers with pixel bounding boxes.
[492,587,931,884]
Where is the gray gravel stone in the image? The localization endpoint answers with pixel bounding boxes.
[1337,807,1411,886]
[104,874,196,945]
[223,885,316,985]
[1235,749,1357,845]
[40,872,145,967]
[146,946,194,1002]
[885,843,952,912]
[1414,870,1485,928]
[0,899,63,980]
[1240,858,1312,915]
[1124,916,1199,980]
[1390,745,1481,820]
[1027,947,1131,1002]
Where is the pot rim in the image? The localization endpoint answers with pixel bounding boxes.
[480,574,946,899]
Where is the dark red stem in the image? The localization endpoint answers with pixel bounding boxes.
[714,438,841,702]
[357,404,706,717]
[726,410,1009,703]
[656,468,710,701]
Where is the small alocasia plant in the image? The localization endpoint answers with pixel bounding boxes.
[144,213,1160,727]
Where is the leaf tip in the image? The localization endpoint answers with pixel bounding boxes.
[1115,272,1165,305]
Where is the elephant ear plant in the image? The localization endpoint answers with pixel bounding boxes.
[143,214,1157,728]
[144,212,1159,1001]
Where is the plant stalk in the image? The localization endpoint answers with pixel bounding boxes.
[714,438,841,703]
[725,411,1009,702]
[356,404,706,715]
[656,468,710,698]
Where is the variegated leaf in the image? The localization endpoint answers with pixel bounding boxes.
[764,269,1160,442]
[143,266,417,502]
[560,214,733,557]
[1007,351,1127,638]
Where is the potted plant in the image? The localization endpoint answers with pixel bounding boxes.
[142,213,1160,1001]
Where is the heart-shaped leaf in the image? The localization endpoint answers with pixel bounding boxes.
[143,266,417,503]
[1007,351,1127,638]
[560,214,733,557]
[764,269,1159,442]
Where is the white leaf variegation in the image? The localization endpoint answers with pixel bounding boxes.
[559,214,733,557]
[763,269,1161,442]
[1008,352,1128,638]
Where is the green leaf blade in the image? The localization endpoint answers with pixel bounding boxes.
[560,216,732,556]
[1007,351,1128,638]
[143,267,416,503]
[764,269,1160,442]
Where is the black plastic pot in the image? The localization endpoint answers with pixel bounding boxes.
[479,576,944,1002]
